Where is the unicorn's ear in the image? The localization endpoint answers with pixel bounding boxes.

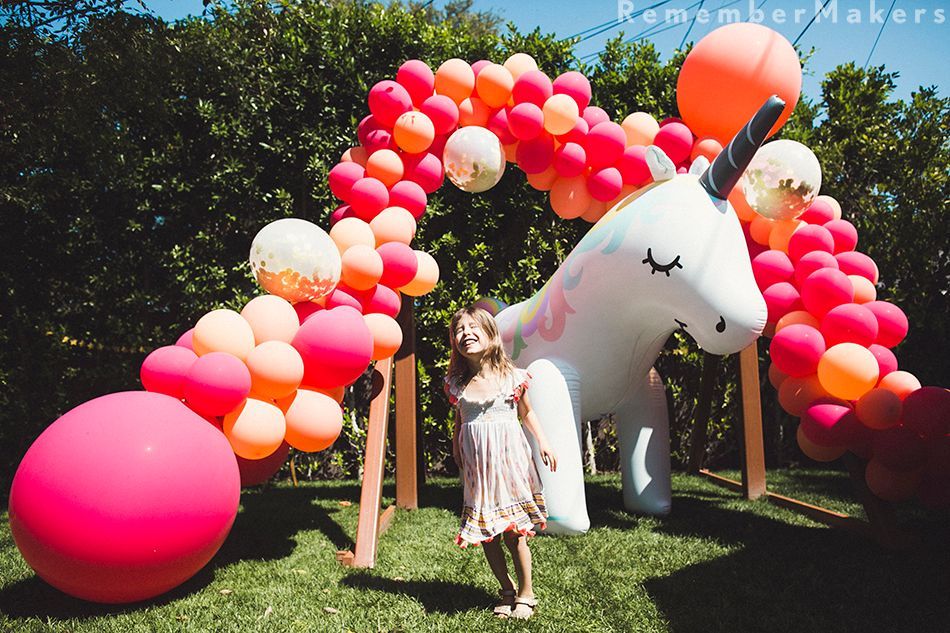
[646,145,676,182]
[688,155,710,176]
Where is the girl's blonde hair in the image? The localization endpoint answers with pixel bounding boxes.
[447,306,516,388]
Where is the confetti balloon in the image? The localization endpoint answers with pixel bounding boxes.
[740,140,822,220]
[443,127,506,193]
[250,219,341,302]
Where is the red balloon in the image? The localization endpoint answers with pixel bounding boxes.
[868,343,898,379]
[183,352,251,417]
[793,250,838,287]
[516,133,555,174]
[487,108,517,145]
[823,219,858,253]
[388,180,427,219]
[420,94,459,136]
[819,303,879,347]
[357,114,383,146]
[653,122,693,165]
[751,250,794,292]
[587,167,623,202]
[902,387,950,438]
[872,426,926,471]
[511,69,553,107]
[293,301,324,325]
[615,145,651,186]
[292,306,373,388]
[800,399,859,447]
[140,345,198,399]
[800,268,854,318]
[361,283,402,318]
[763,281,803,324]
[396,59,435,107]
[403,152,444,194]
[377,242,419,288]
[553,71,592,111]
[786,224,834,264]
[349,177,390,221]
[328,162,366,202]
[581,106,609,128]
[508,102,544,140]
[864,301,908,348]
[800,198,836,224]
[557,117,589,146]
[769,324,826,377]
[585,122,626,169]
[835,251,878,283]
[368,80,413,127]
[236,441,290,487]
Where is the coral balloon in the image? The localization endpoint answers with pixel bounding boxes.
[855,388,902,430]
[341,244,384,291]
[801,268,854,318]
[526,165,559,191]
[768,219,803,253]
[475,63,514,108]
[878,370,922,400]
[691,137,723,162]
[768,362,789,389]
[240,295,300,345]
[777,374,828,416]
[140,345,198,399]
[503,53,538,80]
[370,206,416,246]
[622,112,660,147]
[279,389,344,452]
[400,250,440,297]
[434,58,475,104]
[775,310,820,333]
[849,276,877,304]
[396,59,435,107]
[796,425,846,462]
[388,179,428,219]
[192,309,256,360]
[377,241,419,288]
[292,306,373,389]
[223,397,286,460]
[341,145,369,166]
[769,324,825,377]
[817,343,879,401]
[366,149,404,188]
[865,459,922,502]
[864,301,908,347]
[458,97,492,128]
[330,217,376,254]
[394,111,435,154]
[550,175,592,220]
[364,313,404,360]
[245,341,304,399]
[368,80,412,127]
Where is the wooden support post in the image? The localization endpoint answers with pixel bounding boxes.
[395,297,418,510]
[737,342,767,500]
[687,352,721,474]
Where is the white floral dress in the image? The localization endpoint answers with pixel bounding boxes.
[446,369,547,547]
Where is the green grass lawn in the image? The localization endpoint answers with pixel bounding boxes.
[1,470,947,632]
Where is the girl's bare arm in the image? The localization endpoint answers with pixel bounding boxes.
[518,390,558,472]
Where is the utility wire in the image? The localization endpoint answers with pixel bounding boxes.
[864,0,897,67]
[570,0,679,44]
[679,0,704,49]
[792,0,832,46]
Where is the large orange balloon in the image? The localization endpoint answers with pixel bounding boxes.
[677,23,801,143]
[817,343,879,401]
[550,175,591,220]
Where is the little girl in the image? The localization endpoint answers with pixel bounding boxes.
[444,306,558,620]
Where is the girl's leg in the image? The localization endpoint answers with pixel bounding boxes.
[502,531,533,598]
[482,538,515,592]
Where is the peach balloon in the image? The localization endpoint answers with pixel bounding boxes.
[691,137,723,162]
[400,250,440,297]
[503,142,518,163]
[542,94,579,136]
[279,388,343,452]
[749,215,774,245]
[728,189,758,223]
[797,425,846,462]
[364,313,403,360]
[855,388,902,430]
[312,385,345,404]
[581,199,608,223]
[815,194,842,220]
[503,53,539,81]
[621,112,660,146]
[393,111,435,154]
[778,374,828,417]
[817,343,879,401]
[878,371,921,400]
[341,244,384,290]
[849,275,877,304]
[434,58,475,104]
[341,146,369,166]
[365,149,404,188]
[245,341,304,399]
[776,310,820,333]
[370,206,416,246]
[768,219,803,252]
[193,309,256,360]
[458,97,491,127]
[550,175,592,219]
[223,398,287,460]
[475,63,514,108]
[767,362,788,390]
[526,165,558,191]
[240,295,300,344]
[330,217,376,254]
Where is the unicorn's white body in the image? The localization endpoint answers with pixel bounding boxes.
[495,149,768,533]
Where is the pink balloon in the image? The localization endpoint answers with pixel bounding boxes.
[582,106,609,128]
[324,284,364,311]
[616,145,651,186]
[824,219,858,253]
[420,95,459,136]
[363,127,395,153]
[800,198,836,224]
[140,345,198,399]
[585,122,626,169]
[328,162,366,201]
[368,80,413,127]
[786,224,834,264]
[403,152,444,194]
[800,399,859,447]
[868,343,898,379]
[553,71,592,111]
[330,204,356,225]
[557,117,589,146]
[801,268,854,318]
[9,391,239,603]
[236,441,290,487]
[293,301,324,325]
[184,352,251,417]
[396,59,435,107]
[487,108,517,145]
[471,59,491,76]
[553,142,587,177]
[751,250,794,292]
[587,167,623,202]
[793,250,838,287]
[653,122,693,165]
[511,69,553,107]
[388,179,428,219]
[902,387,950,439]
[362,283,402,318]
[864,301,908,348]
[175,328,194,350]
[508,102,544,140]
[516,133,555,174]
[820,303,879,347]
[377,242,419,288]
[835,251,878,283]
[872,426,926,471]
[357,114,383,146]
[292,306,373,388]
[769,323,826,377]
[349,177,390,221]
[763,281,803,324]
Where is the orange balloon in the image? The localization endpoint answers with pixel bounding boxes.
[475,63,514,108]
[865,459,922,502]
[776,310,820,334]
[796,425,846,462]
[581,199,608,223]
[817,343,879,401]
[878,370,921,400]
[849,275,877,304]
[691,137,723,162]
[393,111,435,154]
[434,58,475,104]
[193,309,256,360]
[400,250,440,297]
[458,96,491,128]
[364,313,403,360]
[526,165,558,191]
[223,397,287,460]
[341,244,383,290]
[855,388,902,430]
[676,23,801,143]
[621,112,659,146]
[768,219,803,252]
[749,214,774,245]
[503,53,538,81]
[312,385,345,404]
[370,206,416,246]
[608,184,639,209]
[330,217,375,254]
[503,142,518,163]
[240,295,300,344]
[246,341,304,399]
[365,149,404,188]
[778,374,828,417]
[341,146,368,166]
[728,188,758,223]
[543,94,579,136]
[550,175,592,219]
[768,362,788,390]
[279,388,343,453]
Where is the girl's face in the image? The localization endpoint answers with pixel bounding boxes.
[453,313,488,360]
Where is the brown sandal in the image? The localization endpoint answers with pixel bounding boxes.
[510,596,537,619]
[493,589,516,618]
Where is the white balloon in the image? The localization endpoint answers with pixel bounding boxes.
[249,218,341,302]
[740,139,822,220]
[443,127,506,193]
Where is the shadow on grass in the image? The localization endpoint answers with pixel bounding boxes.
[340,572,495,615]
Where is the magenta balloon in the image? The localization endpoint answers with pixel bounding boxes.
[557,117,589,146]
[868,343,898,379]
[581,106,609,128]
[800,198,836,225]
[364,127,395,153]
[487,108,517,145]
[769,323,826,377]
[552,71,592,111]
[864,301,909,348]
[349,176,390,221]
[820,303,879,348]
[328,162,366,202]
[751,250,794,292]
[9,391,239,603]
[902,387,950,439]
[786,224,834,264]
[872,426,926,471]
[324,284,364,311]
[140,345,198,399]
[396,59,435,107]
[236,441,290,487]
[292,306,373,388]
[362,283,402,318]
[793,250,838,287]
[507,102,544,141]
[511,69,553,107]
[801,268,854,318]
[823,219,858,253]
[293,300,324,325]
[357,114,381,146]
[388,180,428,219]
[762,281,803,324]
[585,122,626,169]
[403,152,444,194]
[368,80,412,128]
[330,204,355,225]
[553,142,587,177]
[616,145,651,186]
[420,94,459,136]
[183,352,251,417]
[175,328,194,350]
[377,241,419,288]
[587,167,623,202]
[653,122,693,165]
[800,399,859,447]
[835,251,878,283]
[516,133,555,174]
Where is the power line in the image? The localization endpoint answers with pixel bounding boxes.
[864,0,897,67]
[679,0,704,50]
[568,0,679,44]
[792,0,832,46]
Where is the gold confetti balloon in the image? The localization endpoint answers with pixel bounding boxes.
[249,219,341,302]
[740,139,822,221]
[442,127,506,193]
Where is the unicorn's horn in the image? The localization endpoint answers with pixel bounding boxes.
[700,95,786,200]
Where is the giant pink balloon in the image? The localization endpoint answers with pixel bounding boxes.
[9,391,240,603]
[292,306,373,388]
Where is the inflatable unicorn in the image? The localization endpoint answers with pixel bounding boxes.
[495,97,785,533]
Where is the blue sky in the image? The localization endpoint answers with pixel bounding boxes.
[143,0,947,102]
